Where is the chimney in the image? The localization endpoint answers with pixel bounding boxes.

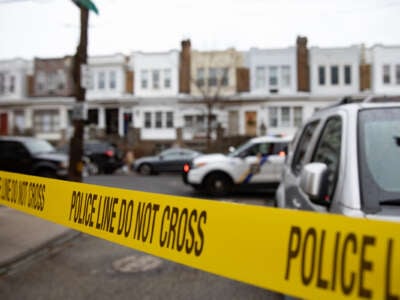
[179,39,191,94]
[297,36,309,92]
[125,70,134,94]
[359,44,371,91]
[236,67,250,93]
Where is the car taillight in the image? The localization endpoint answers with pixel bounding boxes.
[183,163,190,173]
[105,150,114,157]
[279,151,286,157]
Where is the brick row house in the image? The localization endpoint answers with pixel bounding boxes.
[0,37,399,153]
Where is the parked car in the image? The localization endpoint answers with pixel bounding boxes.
[134,147,202,175]
[0,136,69,179]
[276,96,400,222]
[58,140,124,174]
[183,135,292,196]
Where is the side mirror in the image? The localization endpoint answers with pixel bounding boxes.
[228,146,236,153]
[299,162,330,206]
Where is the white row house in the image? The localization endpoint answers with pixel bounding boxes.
[247,47,297,96]
[309,46,361,96]
[0,38,399,153]
[370,45,400,95]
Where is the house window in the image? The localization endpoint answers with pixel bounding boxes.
[294,107,303,127]
[33,110,60,133]
[47,71,58,92]
[56,70,66,91]
[269,107,278,127]
[344,65,351,85]
[87,69,94,90]
[281,107,290,127]
[196,68,205,87]
[281,66,291,87]
[9,75,15,93]
[269,106,302,128]
[331,66,339,85]
[208,68,217,86]
[255,66,266,88]
[152,70,160,89]
[318,66,325,85]
[269,66,278,86]
[166,112,173,128]
[164,69,171,88]
[396,65,400,84]
[36,71,46,92]
[383,65,391,84]
[155,111,162,128]
[220,68,229,86]
[184,116,194,128]
[109,71,116,89]
[0,73,4,94]
[141,70,148,89]
[144,112,152,128]
[98,71,105,89]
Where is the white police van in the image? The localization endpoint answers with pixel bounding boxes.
[183,135,292,196]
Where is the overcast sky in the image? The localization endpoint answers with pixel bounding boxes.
[0,0,400,60]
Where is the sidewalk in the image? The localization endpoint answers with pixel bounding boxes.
[0,205,79,275]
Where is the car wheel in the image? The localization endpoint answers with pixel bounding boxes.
[138,163,152,175]
[204,173,232,197]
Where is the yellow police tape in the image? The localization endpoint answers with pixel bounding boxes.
[0,170,399,300]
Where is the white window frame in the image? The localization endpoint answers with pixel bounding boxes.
[268,66,278,86]
[141,70,148,89]
[109,70,116,89]
[255,66,266,89]
[383,64,391,84]
[155,111,163,128]
[144,112,152,128]
[98,71,105,90]
[164,69,171,88]
[281,65,291,87]
[152,70,160,89]
[166,112,174,128]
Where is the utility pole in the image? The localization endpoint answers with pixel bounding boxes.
[69,0,98,182]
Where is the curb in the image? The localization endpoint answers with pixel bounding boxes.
[0,230,81,276]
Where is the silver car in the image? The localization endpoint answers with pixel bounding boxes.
[276,97,400,221]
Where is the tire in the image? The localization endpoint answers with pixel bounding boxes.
[204,173,232,197]
[138,163,152,175]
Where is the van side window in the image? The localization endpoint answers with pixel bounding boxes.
[312,116,342,200]
[291,120,320,174]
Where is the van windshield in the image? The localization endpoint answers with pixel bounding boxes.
[358,107,400,211]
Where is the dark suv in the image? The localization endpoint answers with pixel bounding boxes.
[83,140,123,174]
[59,140,124,174]
[0,136,69,179]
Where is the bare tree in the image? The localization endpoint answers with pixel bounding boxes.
[190,50,239,150]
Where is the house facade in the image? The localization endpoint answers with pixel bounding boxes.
[0,58,32,135]
[370,45,400,95]
[0,37,399,154]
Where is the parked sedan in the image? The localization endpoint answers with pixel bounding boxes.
[134,148,202,175]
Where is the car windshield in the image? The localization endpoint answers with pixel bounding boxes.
[358,107,400,211]
[227,141,253,157]
[24,139,56,155]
